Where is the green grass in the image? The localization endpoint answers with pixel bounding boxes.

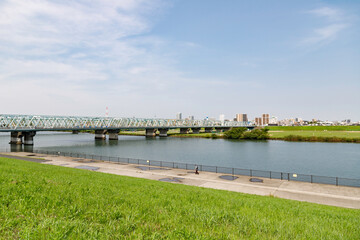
[269,130,360,139]
[1,158,359,239]
[268,126,360,131]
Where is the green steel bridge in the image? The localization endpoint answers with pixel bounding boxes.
[0,114,254,145]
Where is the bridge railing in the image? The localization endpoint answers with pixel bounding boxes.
[3,148,358,188]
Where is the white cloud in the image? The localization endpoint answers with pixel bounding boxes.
[302,24,347,44]
[301,7,348,45]
[0,0,189,116]
[307,7,341,20]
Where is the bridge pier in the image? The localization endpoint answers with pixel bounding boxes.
[108,130,120,140]
[9,132,23,145]
[204,127,213,133]
[72,130,79,134]
[191,128,201,134]
[95,130,107,140]
[158,128,169,137]
[180,128,189,134]
[145,128,156,137]
[23,131,36,145]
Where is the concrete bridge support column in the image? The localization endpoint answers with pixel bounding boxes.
[180,128,189,134]
[145,128,156,137]
[191,128,201,134]
[158,128,169,137]
[23,131,36,145]
[95,130,107,140]
[72,130,79,134]
[108,130,120,140]
[204,127,213,133]
[9,132,23,145]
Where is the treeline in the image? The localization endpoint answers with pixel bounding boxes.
[224,127,269,140]
[281,135,360,143]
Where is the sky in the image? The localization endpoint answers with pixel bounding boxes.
[0,0,359,121]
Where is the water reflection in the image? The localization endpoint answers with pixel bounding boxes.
[10,144,23,152]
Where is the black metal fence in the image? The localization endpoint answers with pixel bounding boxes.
[2,148,359,188]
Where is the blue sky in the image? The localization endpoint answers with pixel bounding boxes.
[0,0,359,121]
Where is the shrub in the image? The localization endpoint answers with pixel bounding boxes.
[224,128,269,140]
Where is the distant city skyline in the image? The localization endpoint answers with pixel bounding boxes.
[0,1,359,121]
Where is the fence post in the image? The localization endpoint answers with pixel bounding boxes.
[311,175,313,183]
[127,158,129,164]
[232,168,234,176]
[270,171,272,179]
[160,161,162,167]
[281,173,283,180]
[186,163,188,170]
[200,165,202,171]
[288,173,290,181]
[336,177,338,186]
[250,169,252,177]
[137,159,139,165]
[216,166,217,173]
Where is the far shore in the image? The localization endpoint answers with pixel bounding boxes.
[119,128,360,143]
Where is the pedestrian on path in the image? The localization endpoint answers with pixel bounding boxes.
[195,165,199,175]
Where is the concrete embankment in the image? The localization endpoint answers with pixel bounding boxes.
[1,152,360,209]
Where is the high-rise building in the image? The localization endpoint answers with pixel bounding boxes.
[188,115,194,120]
[219,114,225,122]
[255,117,262,126]
[236,114,248,122]
[262,114,269,125]
[176,112,182,120]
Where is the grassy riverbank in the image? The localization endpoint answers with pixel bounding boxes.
[119,128,360,143]
[267,126,360,131]
[268,127,360,143]
[1,157,359,239]
[269,130,360,140]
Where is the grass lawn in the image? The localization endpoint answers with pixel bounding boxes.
[269,130,360,139]
[1,158,359,239]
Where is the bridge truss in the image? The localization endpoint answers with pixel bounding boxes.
[0,114,252,132]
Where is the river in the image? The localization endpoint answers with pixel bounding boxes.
[0,132,359,179]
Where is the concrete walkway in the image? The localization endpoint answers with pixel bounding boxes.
[1,152,360,209]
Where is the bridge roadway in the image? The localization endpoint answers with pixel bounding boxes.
[0,114,254,145]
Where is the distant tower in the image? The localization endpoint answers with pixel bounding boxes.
[262,114,269,126]
[176,112,182,120]
[105,106,109,117]
[219,114,225,122]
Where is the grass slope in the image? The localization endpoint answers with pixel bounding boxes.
[1,157,359,239]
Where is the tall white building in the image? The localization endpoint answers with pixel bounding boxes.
[176,112,182,120]
[219,114,225,122]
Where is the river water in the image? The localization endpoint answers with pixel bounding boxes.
[0,132,359,179]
